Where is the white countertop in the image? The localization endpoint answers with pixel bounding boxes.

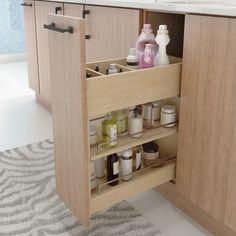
[40,0,236,17]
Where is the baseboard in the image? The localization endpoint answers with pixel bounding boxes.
[156,182,235,236]
[36,94,51,111]
[0,53,27,64]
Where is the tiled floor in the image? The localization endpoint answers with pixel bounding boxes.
[0,61,213,236]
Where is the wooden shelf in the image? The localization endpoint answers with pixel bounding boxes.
[90,159,176,213]
[90,126,178,161]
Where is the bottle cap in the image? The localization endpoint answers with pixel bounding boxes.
[152,100,161,107]
[95,65,99,72]
[144,44,154,53]
[129,48,137,56]
[142,142,159,153]
[143,24,153,33]
[161,105,176,114]
[133,107,139,117]
[121,149,133,158]
[158,24,169,34]
[106,112,112,120]
[109,63,117,69]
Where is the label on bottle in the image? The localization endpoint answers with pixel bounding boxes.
[113,161,119,175]
[110,125,117,146]
[127,61,139,66]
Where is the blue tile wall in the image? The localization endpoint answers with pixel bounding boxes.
[0,0,26,54]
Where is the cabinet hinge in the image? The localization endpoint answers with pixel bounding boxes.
[82,10,90,19]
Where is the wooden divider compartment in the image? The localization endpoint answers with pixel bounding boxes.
[86,56,182,119]
[86,58,133,75]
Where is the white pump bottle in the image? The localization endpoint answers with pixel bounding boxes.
[155,25,170,66]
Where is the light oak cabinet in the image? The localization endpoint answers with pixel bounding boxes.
[35,1,63,102]
[63,4,141,62]
[84,5,140,62]
[32,1,140,104]
[176,15,236,233]
[46,14,181,226]
[22,0,39,93]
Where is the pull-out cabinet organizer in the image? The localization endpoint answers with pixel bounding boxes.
[47,14,182,226]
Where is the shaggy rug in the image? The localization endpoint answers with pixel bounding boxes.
[0,139,162,236]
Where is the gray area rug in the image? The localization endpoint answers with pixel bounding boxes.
[0,140,162,236]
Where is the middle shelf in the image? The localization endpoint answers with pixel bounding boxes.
[90,125,178,161]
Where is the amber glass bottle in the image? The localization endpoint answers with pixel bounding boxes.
[106,153,119,186]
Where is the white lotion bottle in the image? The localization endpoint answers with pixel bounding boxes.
[129,107,143,138]
[126,48,139,69]
[94,158,105,178]
[155,25,170,66]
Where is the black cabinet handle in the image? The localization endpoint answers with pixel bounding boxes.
[44,23,73,34]
[55,7,62,14]
[85,35,91,40]
[82,10,90,19]
[21,3,32,7]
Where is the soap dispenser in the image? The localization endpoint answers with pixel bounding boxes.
[139,44,155,69]
[135,24,158,56]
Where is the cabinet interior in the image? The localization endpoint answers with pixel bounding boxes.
[89,94,180,211]
[144,11,185,58]
[87,11,185,213]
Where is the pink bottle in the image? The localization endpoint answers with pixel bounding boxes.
[139,44,155,69]
[135,24,158,56]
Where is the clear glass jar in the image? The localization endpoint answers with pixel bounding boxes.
[112,109,128,136]
[89,125,98,146]
[152,101,161,122]
[143,103,154,129]
[160,105,176,128]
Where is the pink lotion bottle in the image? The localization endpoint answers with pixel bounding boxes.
[135,24,158,56]
[139,44,155,69]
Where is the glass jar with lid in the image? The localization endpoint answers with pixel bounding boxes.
[160,105,176,128]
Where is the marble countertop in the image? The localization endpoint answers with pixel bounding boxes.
[38,0,236,17]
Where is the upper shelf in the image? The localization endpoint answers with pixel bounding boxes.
[86,56,182,119]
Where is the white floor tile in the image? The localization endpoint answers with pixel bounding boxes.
[0,96,53,151]
[0,61,33,101]
[127,190,214,236]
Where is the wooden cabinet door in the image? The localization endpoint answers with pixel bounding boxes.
[176,15,236,231]
[45,14,90,226]
[84,6,140,62]
[35,1,63,102]
[22,0,39,93]
[64,3,84,18]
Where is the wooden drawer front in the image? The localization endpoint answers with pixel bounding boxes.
[47,14,90,227]
[87,57,181,118]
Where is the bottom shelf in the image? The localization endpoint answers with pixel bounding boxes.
[90,158,176,213]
